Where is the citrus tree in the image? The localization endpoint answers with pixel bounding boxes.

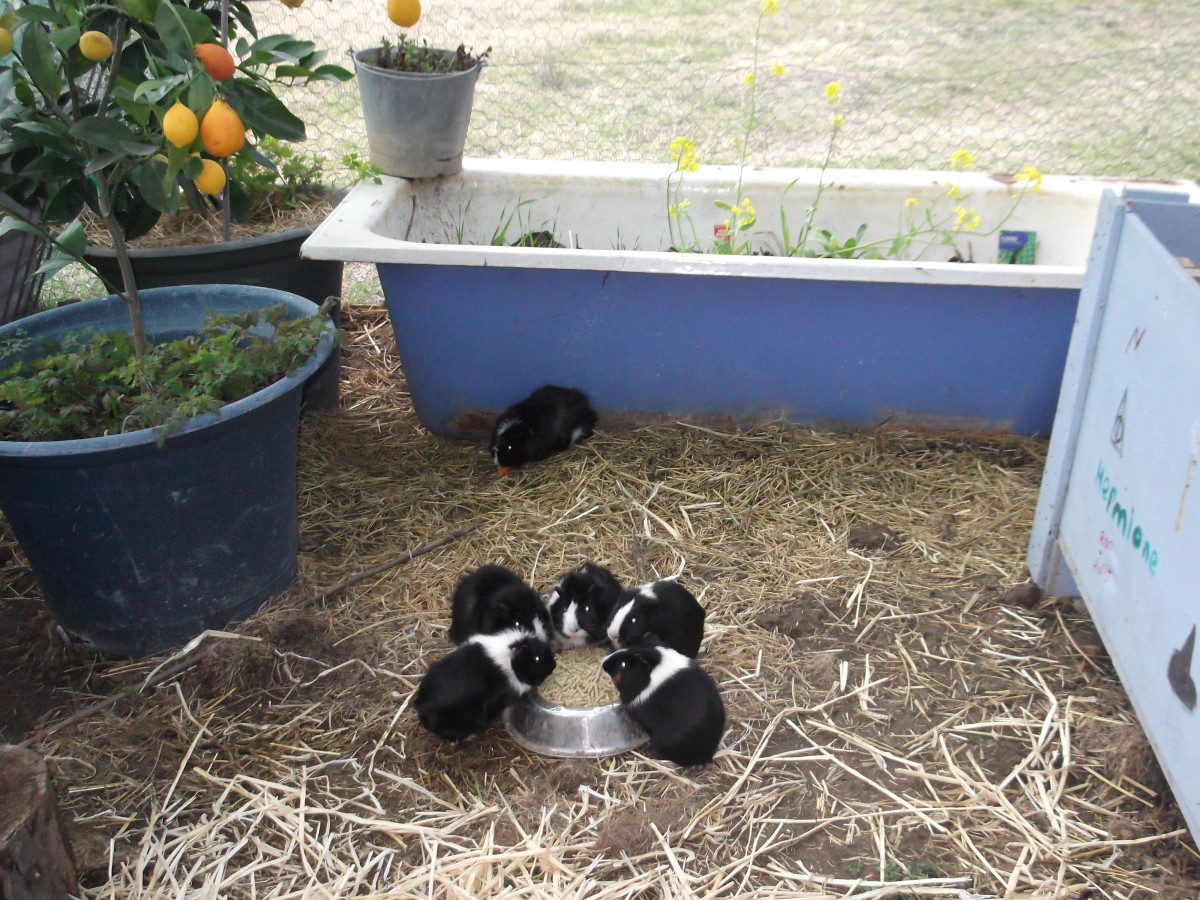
[0,0,351,356]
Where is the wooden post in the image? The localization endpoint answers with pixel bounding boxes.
[0,745,78,900]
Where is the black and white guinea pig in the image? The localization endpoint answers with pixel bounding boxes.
[448,564,551,645]
[606,579,706,657]
[489,384,598,475]
[546,561,623,648]
[415,628,556,742]
[602,644,725,766]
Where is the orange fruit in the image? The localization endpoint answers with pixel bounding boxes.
[199,100,245,157]
[0,28,13,57]
[192,158,227,195]
[162,102,199,148]
[194,43,235,81]
[79,30,113,61]
[386,0,420,27]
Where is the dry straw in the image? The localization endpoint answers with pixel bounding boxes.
[16,305,1199,897]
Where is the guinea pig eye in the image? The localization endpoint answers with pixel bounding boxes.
[629,614,638,625]
[581,603,591,613]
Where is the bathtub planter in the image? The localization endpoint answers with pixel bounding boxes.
[301,160,1200,437]
[0,284,337,658]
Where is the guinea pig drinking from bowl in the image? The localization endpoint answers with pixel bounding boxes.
[449,564,551,645]
[489,384,597,475]
[602,643,725,766]
[416,628,556,742]
[546,561,623,649]
[607,579,706,658]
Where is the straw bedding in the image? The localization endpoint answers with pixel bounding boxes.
[1,304,1197,897]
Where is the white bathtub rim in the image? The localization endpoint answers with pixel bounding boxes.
[301,160,1200,290]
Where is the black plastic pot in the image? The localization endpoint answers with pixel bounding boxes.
[0,284,336,658]
[84,226,345,410]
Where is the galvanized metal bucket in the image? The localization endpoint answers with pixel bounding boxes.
[353,49,483,179]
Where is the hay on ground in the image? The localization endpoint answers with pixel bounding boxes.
[1,304,1196,898]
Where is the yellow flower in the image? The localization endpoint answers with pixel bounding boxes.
[945,183,961,200]
[736,197,757,227]
[761,0,778,16]
[949,149,976,170]
[952,205,979,232]
[669,136,699,172]
[830,113,845,127]
[824,81,840,103]
[905,197,918,207]
[1017,166,1044,192]
[742,71,757,85]
[668,199,691,219]
[769,60,784,77]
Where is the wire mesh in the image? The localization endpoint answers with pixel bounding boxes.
[259,0,1199,180]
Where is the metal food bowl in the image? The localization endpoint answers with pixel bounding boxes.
[503,694,648,759]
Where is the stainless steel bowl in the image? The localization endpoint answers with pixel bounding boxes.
[503,694,648,759]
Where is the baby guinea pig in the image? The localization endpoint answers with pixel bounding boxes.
[449,564,551,645]
[602,643,725,766]
[489,384,598,475]
[415,628,556,742]
[607,579,706,658]
[546,561,623,648]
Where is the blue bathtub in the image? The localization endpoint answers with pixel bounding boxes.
[303,160,1199,436]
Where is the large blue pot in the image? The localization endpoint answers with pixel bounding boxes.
[0,284,336,658]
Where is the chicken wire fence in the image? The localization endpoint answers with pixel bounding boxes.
[262,0,1200,181]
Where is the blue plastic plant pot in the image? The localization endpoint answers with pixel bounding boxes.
[0,284,336,658]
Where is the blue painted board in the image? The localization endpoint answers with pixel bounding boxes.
[380,263,1078,436]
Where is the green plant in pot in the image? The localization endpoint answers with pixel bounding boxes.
[0,0,346,658]
[354,0,490,179]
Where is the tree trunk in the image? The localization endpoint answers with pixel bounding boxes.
[0,745,78,900]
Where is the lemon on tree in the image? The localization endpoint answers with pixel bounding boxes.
[199,100,245,157]
[162,101,199,148]
[78,30,113,61]
[387,0,420,28]
[194,43,235,81]
[0,27,12,57]
[192,158,226,195]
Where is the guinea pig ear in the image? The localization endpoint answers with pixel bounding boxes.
[638,630,666,648]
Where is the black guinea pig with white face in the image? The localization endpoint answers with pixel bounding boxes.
[546,562,623,649]
[606,579,706,658]
[602,644,725,766]
[415,628,556,742]
[489,384,598,475]
[449,564,551,645]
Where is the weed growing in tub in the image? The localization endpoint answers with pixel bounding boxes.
[665,0,1045,262]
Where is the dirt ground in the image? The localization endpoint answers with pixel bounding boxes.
[2,306,1198,898]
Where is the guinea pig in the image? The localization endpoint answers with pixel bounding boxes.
[415,628,556,742]
[602,644,725,766]
[489,384,598,475]
[546,561,623,648]
[449,564,551,644]
[606,579,706,658]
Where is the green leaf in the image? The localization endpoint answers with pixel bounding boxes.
[56,218,87,258]
[72,115,143,153]
[20,23,62,103]
[84,149,125,174]
[12,6,68,25]
[154,0,214,62]
[222,80,304,141]
[71,117,158,158]
[132,159,174,212]
[312,63,354,82]
[185,77,216,112]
